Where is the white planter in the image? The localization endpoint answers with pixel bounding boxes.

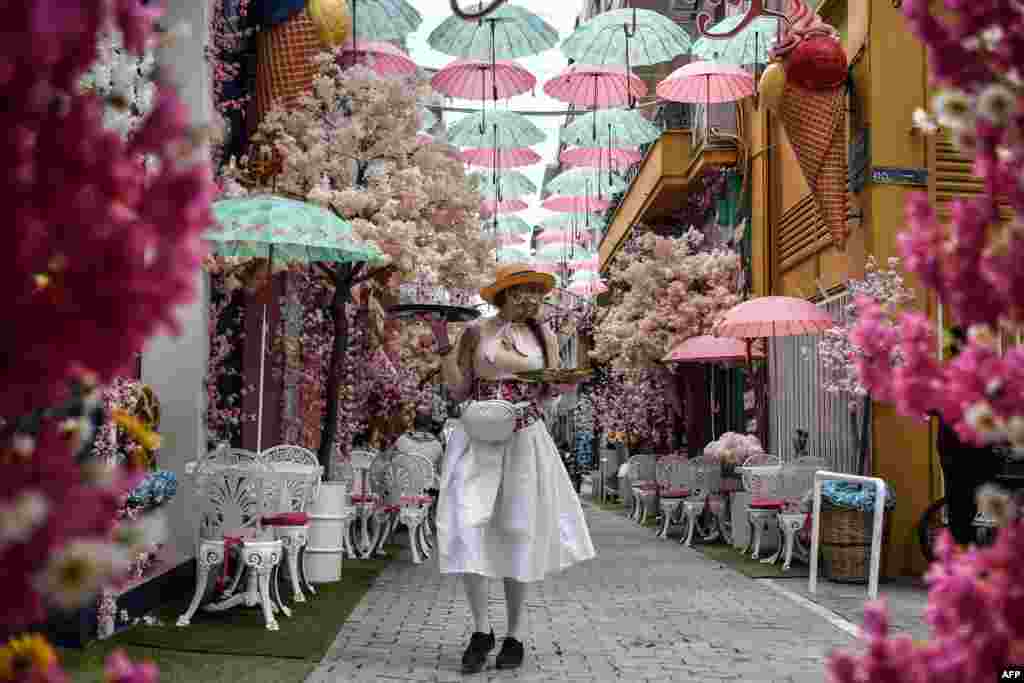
[304,481,347,584]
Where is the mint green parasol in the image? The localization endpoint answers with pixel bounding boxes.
[691,14,780,66]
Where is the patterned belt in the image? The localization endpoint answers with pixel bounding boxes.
[474,380,545,432]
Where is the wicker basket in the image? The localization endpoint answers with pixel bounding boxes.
[819,502,891,584]
[253,10,327,130]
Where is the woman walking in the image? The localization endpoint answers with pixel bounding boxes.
[429,264,596,673]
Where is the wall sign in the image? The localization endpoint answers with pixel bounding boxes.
[848,126,870,193]
[871,166,928,187]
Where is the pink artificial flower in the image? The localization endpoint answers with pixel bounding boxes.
[104,649,159,683]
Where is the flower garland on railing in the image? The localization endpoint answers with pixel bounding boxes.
[204,275,255,449]
[651,168,728,238]
[827,3,1024,682]
[1,2,214,676]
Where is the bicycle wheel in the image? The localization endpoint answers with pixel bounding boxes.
[917,497,949,564]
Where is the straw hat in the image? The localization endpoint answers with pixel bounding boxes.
[479,263,556,304]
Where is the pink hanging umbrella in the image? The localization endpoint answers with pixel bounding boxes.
[716,296,835,338]
[568,280,608,296]
[338,40,418,77]
[663,335,766,364]
[657,60,755,140]
[569,258,600,272]
[543,64,647,109]
[535,229,594,246]
[495,233,529,246]
[431,58,536,101]
[460,147,542,168]
[480,198,529,216]
[415,133,434,145]
[541,195,611,213]
[560,146,642,169]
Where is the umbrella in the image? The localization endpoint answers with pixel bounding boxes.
[535,230,593,246]
[656,60,755,139]
[559,146,642,170]
[541,195,611,213]
[544,64,647,110]
[480,198,529,216]
[567,280,608,296]
[337,40,417,77]
[561,8,692,68]
[569,257,600,272]
[716,296,835,449]
[546,168,626,198]
[348,0,422,44]
[691,14,780,66]
[206,195,383,452]
[419,108,438,131]
[535,244,597,261]
[495,233,529,246]
[539,213,591,231]
[496,246,532,262]
[663,335,766,363]
[490,215,534,234]
[431,58,536,102]
[447,111,547,149]
[561,108,660,147]
[471,170,537,200]
[460,147,542,168]
[569,269,602,282]
[415,133,434,145]
[427,5,559,62]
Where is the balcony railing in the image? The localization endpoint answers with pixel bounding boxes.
[691,101,741,153]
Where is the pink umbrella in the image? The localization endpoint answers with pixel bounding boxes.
[569,258,600,272]
[657,61,755,140]
[541,195,611,213]
[663,335,766,364]
[543,65,647,109]
[536,230,594,246]
[495,233,528,246]
[480,198,529,216]
[338,41,418,77]
[531,263,560,274]
[431,58,536,101]
[460,147,542,168]
[415,133,434,145]
[568,280,608,296]
[560,146,642,169]
[716,296,835,338]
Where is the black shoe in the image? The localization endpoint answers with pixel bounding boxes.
[495,637,525,669]
[461,630,495,674]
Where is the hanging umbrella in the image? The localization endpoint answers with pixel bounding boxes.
[427,5,559,61]
[663,335,766,363]
[539,213,591,231]
[716,296,835,449]
[656,60,755,139]
[337,40,417,77]
[535,244,598,261]
[561,108,661,147]
[495,233,529,246]
[568,280,608,296]
[447,111,547,149]
[419,107,438,131]
[561,8,692,68]
[415,133,434,146]
[559,146,642,169]
[460,147,542,168]
[691,14,780,66]
[206,195,383,453]
[569,269,602,282]
[546,168,627,197]
[348,0,423,44]
[480,198,529,216]
[544,64,646,110]
[541,195,611,213]
[569,257,600,272]
[471,170,537,200]
[496,246,532,262]
[432,58,536,102]
[491,215,534,234]
[535,230,593,246]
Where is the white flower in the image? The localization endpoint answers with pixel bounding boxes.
[0,491,49,545]
[932,90,974,129]
[35,540,132,609]
[977,84,1017,125]
[114,511,168,553]
[912,108,939,135]
[964,401,1004,443]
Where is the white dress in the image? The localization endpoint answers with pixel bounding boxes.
[436,320,596,582]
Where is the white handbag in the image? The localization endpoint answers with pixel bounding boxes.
[460,399,518,444]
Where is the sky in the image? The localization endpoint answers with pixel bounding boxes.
[404,0,583,230]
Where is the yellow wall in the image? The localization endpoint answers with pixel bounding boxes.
[748,0,937,576]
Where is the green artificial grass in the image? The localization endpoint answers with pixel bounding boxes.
[694,542,810,579]
[114,548,396,659]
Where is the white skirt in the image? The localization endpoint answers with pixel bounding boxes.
[436,419,596,583]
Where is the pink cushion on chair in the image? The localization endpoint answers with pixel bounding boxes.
[635,480,659,490]
[381,504,400,514]
[749,498,785,509]
[261,512,310,527]
[351,494,376,503]
[659,487,690,498]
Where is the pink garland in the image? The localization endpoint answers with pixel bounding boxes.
[205,279,255,447]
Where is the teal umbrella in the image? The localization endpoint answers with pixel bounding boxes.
[691,14,780,66]
[535,244,597,261]
[428,5,559,61]
[349,0,423,43]
[561,9,692,68]
[206,194,383,453]
[546,168,626,198]
[496,246,532,262]
[471,170,537,200]
[561,108,660,147]
[448,110,546,149]
[539,213,591,231]
[490,215,534,234]
[419,107,438,131]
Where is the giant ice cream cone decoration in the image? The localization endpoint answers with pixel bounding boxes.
[766,0,850,247]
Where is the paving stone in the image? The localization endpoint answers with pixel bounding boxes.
[306,500,856,682]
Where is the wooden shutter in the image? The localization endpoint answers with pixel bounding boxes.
[778,194,830,271]
[929,130,1012,221]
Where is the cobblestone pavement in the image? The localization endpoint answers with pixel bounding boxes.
[305,501,856,683]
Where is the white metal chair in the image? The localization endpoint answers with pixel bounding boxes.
[739,453,784,559]
[627,454,658,525]
[328,457,359,559]
[761,456,825,570]
[364,450,397,559]
[260,445,323,605]
[348,448,379,559]
[177,462,284,631]
[391,452,437,564]
[654,454,692,540]
[680,454,722,547]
